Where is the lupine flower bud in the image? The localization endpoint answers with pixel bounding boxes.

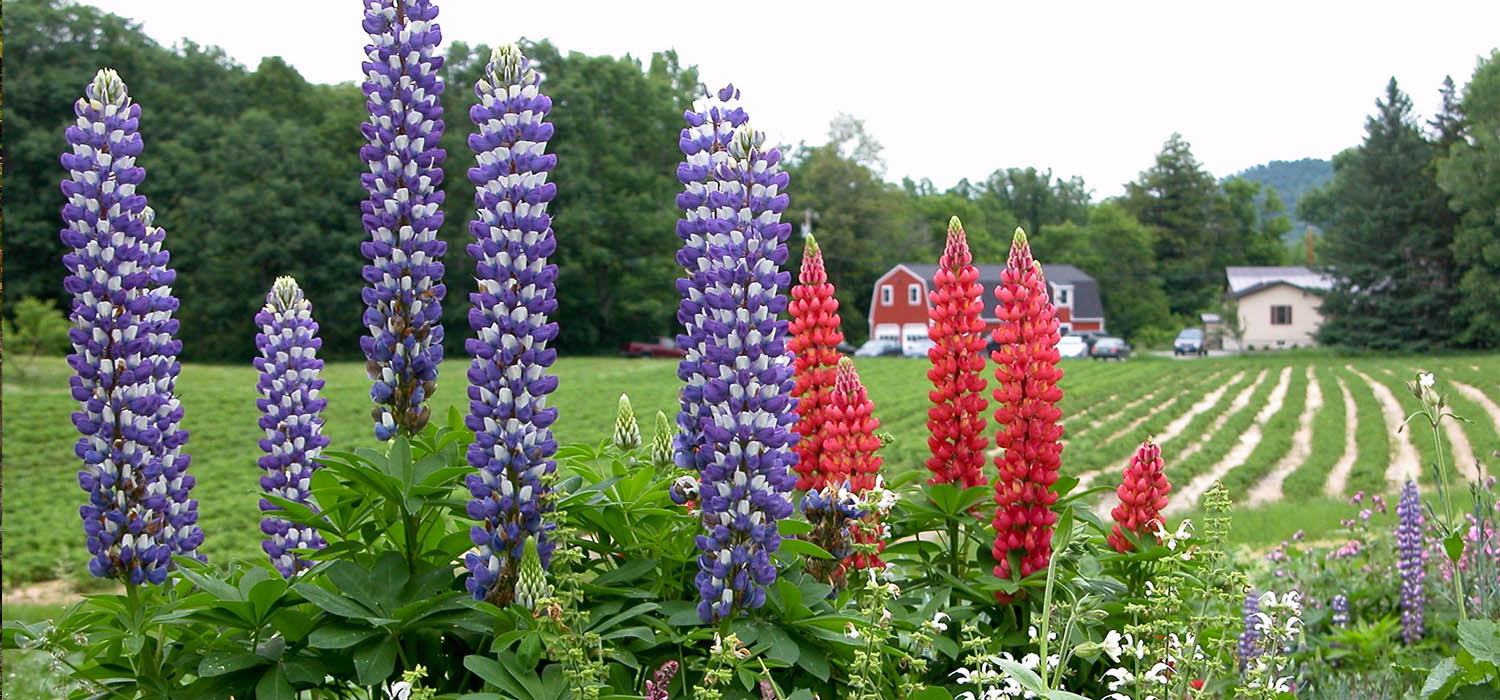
[461,42,559,604]
[512,536,551,611]
[801,481,866,587]
[614,393,641,450]
[1239,589,1262,668]
[62,68,202,585]
[644,660,679,700]
[822,358,882,491]
[989,228,1065,585]
[1396,480,1425,643]
[253,277,329,578]
[650,410,675,468]
[359,0,448,440]
[674,90,798,623]
[1330,594,1349,627]
[788,234,845,490]
[1108,439,1171,554]
[822,358,886,570]
[926,216,989,488]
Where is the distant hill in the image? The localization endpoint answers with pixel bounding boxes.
[1229,158,1333,244]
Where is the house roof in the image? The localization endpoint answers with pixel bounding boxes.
[1225,266,1334,298]
[896,263,1104,319]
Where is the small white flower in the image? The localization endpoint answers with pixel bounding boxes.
[879,607,893,625]
[1420,372,1435,388]
[1102,629,1125,662]
[384,681,412,700]
[1102,666,1135,691]
[929,611,950,633]
[1144,662,1172,684]
[1020,652,1041,671]
[845,622,860,640]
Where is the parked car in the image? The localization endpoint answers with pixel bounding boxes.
[836,340,857,355]
[621,336,685,358]
[854,339,902,357]
[902,338,936,358]
[1090,336,1132,361]
[1174,327,1207,357]
[1056,334,1089,358]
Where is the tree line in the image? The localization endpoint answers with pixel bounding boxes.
[5,0,1497,359]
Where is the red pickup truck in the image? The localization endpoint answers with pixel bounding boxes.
[622,336,686,358]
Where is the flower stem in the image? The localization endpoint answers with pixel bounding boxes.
[1428,416,1467,621]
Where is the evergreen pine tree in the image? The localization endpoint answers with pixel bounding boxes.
[1437,51,1500,347]
[1122,133,1226,317]
[1299,78,1461,350]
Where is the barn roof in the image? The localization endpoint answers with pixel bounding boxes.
[897,263,1104,319]
[1225,266,1333,298]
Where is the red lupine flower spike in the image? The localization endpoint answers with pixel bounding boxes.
[788,234,845,491]
[824,357,886,569]
[990,228,1066,593]
[1108,439,1171,553]
[926,216,990,488]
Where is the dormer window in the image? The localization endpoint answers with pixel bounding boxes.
[1053,284,1072,307]
[908,283,922,305]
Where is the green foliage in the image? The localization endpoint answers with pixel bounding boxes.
[1232,157,1334,243]
[980,167,1090,239]
[1437,50,1500,347]
[2,296,71,358]
[787,131,927,343]
[2,2,700,359]
[1300,78,1463,350]
[1031,202,1172,342]
[1121,133,1233,317]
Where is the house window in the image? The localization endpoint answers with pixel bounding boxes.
[1271,305,1292,325]
[1054,285,1071,306]
[880,285,893,306]
[908,283,922,305]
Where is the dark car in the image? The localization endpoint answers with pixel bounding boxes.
[1090,336,1132,361]
[621,336,686,358]
[1174,327,1206,357]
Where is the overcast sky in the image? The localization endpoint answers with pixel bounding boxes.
[83,0,1500,198]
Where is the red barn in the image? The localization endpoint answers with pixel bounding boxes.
[868,263,1105,342]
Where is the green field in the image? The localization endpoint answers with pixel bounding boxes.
[4,352,1498,589]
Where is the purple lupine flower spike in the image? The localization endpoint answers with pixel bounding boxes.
[254,276,330,578]
[1238,589,1261,669]
[676,92,799,622]
[673,83,747,476]
[1396,480,1425,643]
[1330,593,1349,627]
[359,0,447,440]
[460,43,560,604]
[62,68,201,585]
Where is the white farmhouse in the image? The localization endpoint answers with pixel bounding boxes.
[1224,266,1334,350]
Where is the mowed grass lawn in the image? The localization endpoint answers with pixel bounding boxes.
[4,351,1498,588]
